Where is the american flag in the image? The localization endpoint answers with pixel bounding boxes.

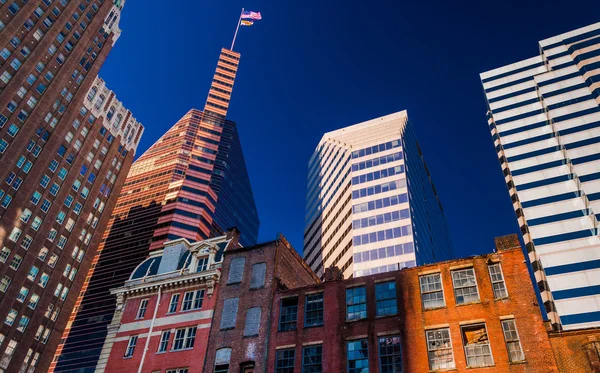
[241,10,262,20]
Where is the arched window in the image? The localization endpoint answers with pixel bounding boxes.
[87,86,97,101]
[94,94,105,110]
[215,348,231,372]
[107,106,115,120]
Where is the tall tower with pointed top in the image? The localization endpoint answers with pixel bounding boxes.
[51,48,259,372]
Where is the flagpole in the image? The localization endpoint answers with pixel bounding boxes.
[231,8,243,50]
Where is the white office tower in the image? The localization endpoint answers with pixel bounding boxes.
[303,110,454,279]
[481,22,600,330]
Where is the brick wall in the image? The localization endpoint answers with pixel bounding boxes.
[268,246,559,373]
[549,329,600,373]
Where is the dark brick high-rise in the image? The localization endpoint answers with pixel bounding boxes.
[0,1,142,372]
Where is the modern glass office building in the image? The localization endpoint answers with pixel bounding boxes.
[303,110,454,278]
[481,22,600,330]
[52,48,260,372]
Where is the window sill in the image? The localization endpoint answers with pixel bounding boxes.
[423,306,447,312]
[345,318,367,323]
[466,364,495,369]
[303,323,324,329]
[170,348,194,353]
[428,369,457,372]
[454,301,481,307]
[155,351,166,355]
[249,286,265,291]
[375,313,398,319]
[494,297,509,301]
[509,360,527,365]
[243,334,259,338]
[277,328,297,333]
[123,356,133,360]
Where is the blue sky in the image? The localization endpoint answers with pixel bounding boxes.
[100,0,599,257]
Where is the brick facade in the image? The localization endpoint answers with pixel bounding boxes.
[97,231,239,373]
[549,329,600,373]
[266,235,559,373]
[203,235,319,372]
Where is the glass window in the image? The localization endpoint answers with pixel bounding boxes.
[4,309,17,326]
[302,345,322,373]
[136,299,149,319]
[276,348,295,373]
[304,293,324,327]
[378,336,402,373]
[375,281,397,317]
[16,286,28,302]
[157,330,170,353]
[0,247,10,263]
[501,319,525,362]
[196,257,209,272]
[488,263,508,299]
[462,323,493,367]
[10,254,22,270]
[214,348,231,373]
[182,290,204,311]
[168,293,180,314]
[347,339,369,373]
[279,297,298,331]
[124,335,138,357]
[451,268,479,305]
[0,276,11,292]
[172,327,196,351]
[426,328,455,370]
[346,286,367,321]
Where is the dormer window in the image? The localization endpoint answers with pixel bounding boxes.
[196,257,209,272]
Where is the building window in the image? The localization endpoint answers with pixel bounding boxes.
[227,257,245,284]
[172,327,196,351]
[244,307,261,337]
[276,348,295,373]
[166,369,188,373]
[451,268,479,305]
[157,330,170,353]
[302,345,322,373]
[4,309,17,326]
[375,281,397,317]
[0,247,10,263]
[215,348,231,373]
[426,328,455,370]
[168,293,180,314]
[378,335,402,373]
[0,276,10,292]
[16,286,28,302]
[136,299,149,319]
[17,315,29,332]
[196,257,209,272]
[488,263,508,299]
[501,319,525,362]
[250,262,267,289]
[462,323,493,367]
[279,297,298,331]
[182,290,204,311]
[220,298,239,330]
[346,286,367,321]
[124,336,138,358]
[347,339,369,373]
[304,293,324,327]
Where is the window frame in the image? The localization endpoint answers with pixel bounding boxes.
[461,323,494,368]
[124,335,138,358]
[488,263,508,300]
[451,268,480,305]
[378,335,403,373]
[347,339,369,373]
[375,281,398,317]
[304,292,324,327]
[275,348,295,373]
[346,286,367,321]
[425,327,455,370]
[136,299,149,319]
[278,296,298,332]
[501,319,525,362]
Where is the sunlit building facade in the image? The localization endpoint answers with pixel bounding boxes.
[481,22,600,330]
[0,1,142,371]
[303,110,453,278]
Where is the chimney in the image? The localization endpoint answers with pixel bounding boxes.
[226,227,241,249]
[494,234,521,251]
[323,266,343,282]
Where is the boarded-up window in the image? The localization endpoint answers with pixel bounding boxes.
[220,298,239,330]
[250,263,266,289]
[244,307,261,336]
[215,347,232,366]
[227,257,245,284]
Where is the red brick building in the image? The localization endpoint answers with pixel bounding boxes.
[203,235,320,373]
[265,234,559,373]
[95,229,240,373]
[0,1,143,371]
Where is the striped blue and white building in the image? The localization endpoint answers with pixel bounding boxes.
[481,22,600,330]
[303,111,454,279]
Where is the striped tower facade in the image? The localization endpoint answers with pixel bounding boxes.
[481,22,600,330]
[303,111,453,279]
[52,48,259,372]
